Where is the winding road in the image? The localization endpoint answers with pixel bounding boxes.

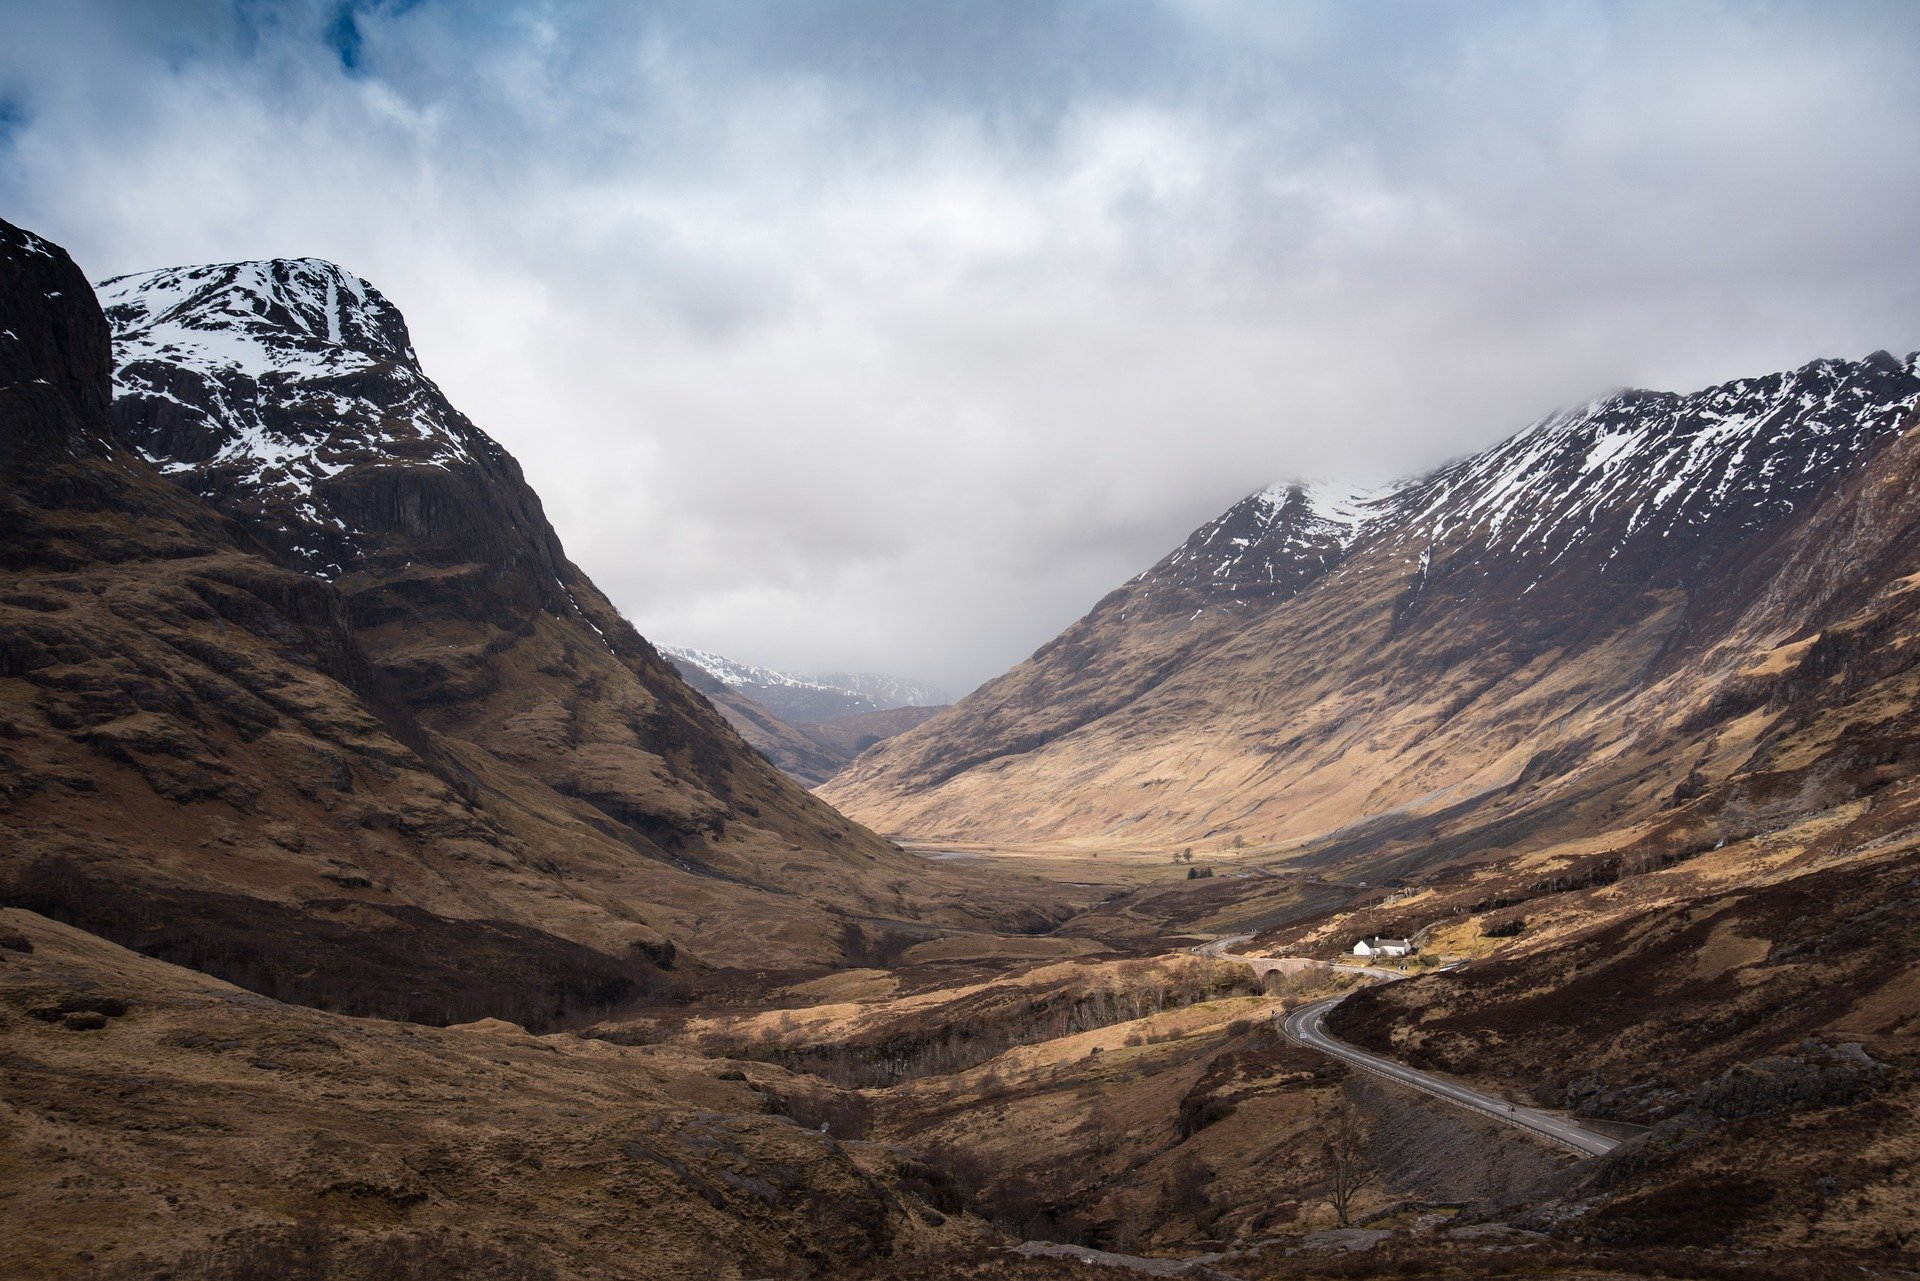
[1280,994,1620,1157]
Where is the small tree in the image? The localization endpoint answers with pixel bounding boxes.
[1320,1103,1377,1228]
[1161,1152,1213,1223]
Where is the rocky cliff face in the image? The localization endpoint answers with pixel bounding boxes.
[1,224,115,465]
[824,352,1920,873]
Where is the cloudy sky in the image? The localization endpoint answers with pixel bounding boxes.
[4,1,1918,693]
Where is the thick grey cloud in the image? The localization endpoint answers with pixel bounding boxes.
[4,1,1917,692]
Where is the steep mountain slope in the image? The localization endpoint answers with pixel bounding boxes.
[2,220,671,1021]
[95,255,920,892]
[825,353,1920,868]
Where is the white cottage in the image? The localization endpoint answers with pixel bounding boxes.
[1353,937,1413,959]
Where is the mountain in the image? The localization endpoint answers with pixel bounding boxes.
[0,222,1064,1034]
[660,648,951,784]
[824,351,1920,872]
[663,646,882,723]
[662,655,858,786]
[815,670,952,711]
[95,254,903,888]
[12,215,1920,1275]
[663,646,949,724]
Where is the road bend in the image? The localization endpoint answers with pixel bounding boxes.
[1281,994,1620,1158]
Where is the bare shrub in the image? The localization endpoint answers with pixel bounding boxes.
[1159,1152,1213,1224]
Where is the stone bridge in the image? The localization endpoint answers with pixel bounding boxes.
[1216,953,1403,984]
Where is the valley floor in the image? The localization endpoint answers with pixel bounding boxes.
[6,823,1917,1279]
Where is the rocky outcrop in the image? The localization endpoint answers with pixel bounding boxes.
[1,221,115,465]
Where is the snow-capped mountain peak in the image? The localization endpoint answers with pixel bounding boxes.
[100,258,419,379]
[1253,477,1394,541]
[97,259,500,576]
[1125,476,1390,619]
[1111,350,1920,627]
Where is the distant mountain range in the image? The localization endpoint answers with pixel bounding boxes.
[661,646,949,785]
[662,646,949,723]
[825,349,1920,881]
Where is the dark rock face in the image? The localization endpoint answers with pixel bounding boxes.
[100,259,570,610]
[1,219,114,465]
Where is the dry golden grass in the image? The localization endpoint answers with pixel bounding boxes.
[0,909,984,1281]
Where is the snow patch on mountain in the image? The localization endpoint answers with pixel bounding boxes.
[1134,477,1392,615]
[665,647,850,696]
[814,671,952,709]
[1121,350,1920,623]
[1401,350,1920,568]
[663,647,948,721]
[1253,478,1392,537]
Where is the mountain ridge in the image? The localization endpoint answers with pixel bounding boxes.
[664,644,950,722]
[823,349,1920,864]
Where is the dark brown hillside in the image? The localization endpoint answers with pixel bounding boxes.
[0,909,981,1280]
